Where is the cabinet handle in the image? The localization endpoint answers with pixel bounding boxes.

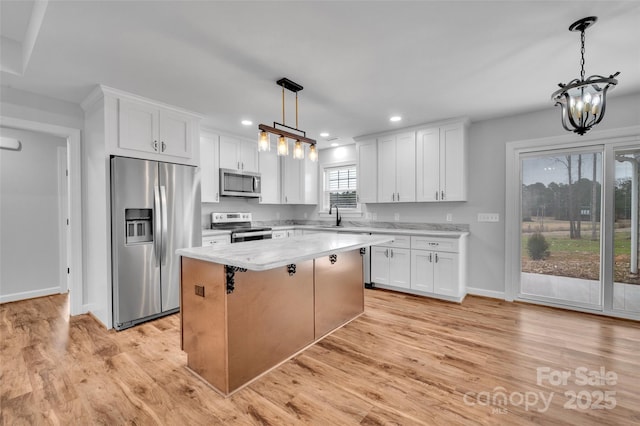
[390,249,394,258]
[385,248,389,257]
[392,193,396,202]
[161,141,166,152]
[285,196,288,203]
[237,161,240,170]
[441,191,445,200]
[429,253,433,262]
[435,253,439,263]
[153,140,158,151]
[397,193,400,202]
[435,191,439,200]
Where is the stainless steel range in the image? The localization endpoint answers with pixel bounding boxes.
[211,212,272,243]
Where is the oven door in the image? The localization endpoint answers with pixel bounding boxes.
[232,230,273,243]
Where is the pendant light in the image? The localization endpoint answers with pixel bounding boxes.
[551,16,619,135]
[258,78,317,161]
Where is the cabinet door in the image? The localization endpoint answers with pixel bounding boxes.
[159,109,192,158]
[389,248,411,289]
[239,140,259,173]
[357,140,377,203]
[118,99,159,153]
[395,132,416,202]
[433,251,460,297]
[281,156,302,204]
[370,246,390,285]
[258,141,280,204]
[200,134,220,203]
[272,231,287,239]
[440,124,466,201]
[219,136,240,170]
[411,250,434,293]
[302,155,318,205]
[377,136,396,203]
[416,128,440,202]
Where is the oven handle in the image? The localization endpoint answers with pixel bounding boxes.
[232,230,273,238]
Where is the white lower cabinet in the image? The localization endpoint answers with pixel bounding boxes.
[370,236,411,289]
[372,233,467,301]
[272,230,287,239]
[202,234,230,246]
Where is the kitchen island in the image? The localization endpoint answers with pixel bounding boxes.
[176,233,393,396]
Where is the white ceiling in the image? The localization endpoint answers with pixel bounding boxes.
[1,1,639,148]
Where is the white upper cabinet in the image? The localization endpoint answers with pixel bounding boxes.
[281,153,318,205]
[377,132,416,203]
[357,139,377,203]
[118,98,194,159]
[219,135,259,173]
[416,121,467,202]
[200,133,220,203]
[258,140,280,204]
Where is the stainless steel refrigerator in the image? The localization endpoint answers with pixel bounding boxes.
[111,156,201,330]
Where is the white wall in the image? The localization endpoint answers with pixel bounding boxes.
[0,127,67,302]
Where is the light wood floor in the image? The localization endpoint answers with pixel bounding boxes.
[1,290,639,425]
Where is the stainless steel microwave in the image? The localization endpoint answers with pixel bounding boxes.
[220,168,261,198]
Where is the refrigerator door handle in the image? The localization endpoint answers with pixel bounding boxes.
[160,185,168,266]
[154,186,162,267]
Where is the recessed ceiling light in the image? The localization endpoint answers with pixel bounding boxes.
[320,132,330,138]
[389,116,402,122]
[241,119,253,126]
[331,143,339,147]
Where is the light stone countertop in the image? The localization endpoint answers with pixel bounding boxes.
[208,225,469,238]
[178,233,394,271]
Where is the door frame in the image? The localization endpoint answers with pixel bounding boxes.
[57,146,69,294]
[0,116,83,315]
[505,125,640,320]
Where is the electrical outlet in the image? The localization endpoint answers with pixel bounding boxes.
[478,213,500,222]
[394,213,400,222]
[446,213,453,222]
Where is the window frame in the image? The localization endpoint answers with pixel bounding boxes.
[319,161,362,217]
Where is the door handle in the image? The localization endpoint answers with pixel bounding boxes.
[153,140,158,151]
[153,186,161,267]
[161,141,166,152]
[160,185,168,266]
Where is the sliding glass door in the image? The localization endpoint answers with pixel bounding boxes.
[519,148,603,309]
[612,147,640,314]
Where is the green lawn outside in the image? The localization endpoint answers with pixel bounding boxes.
[521,231,632,257]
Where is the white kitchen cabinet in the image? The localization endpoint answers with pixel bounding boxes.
[200,133,220,203]
[416,122,467,202]
[219,135,259,173]
[281,155,318,205]
[370,235,411,289]
[258,140,280,204]
[356,139,377,203]
[377,132,415,203]
[118,98,194,159]
[272,230,287,239]
[202,234,230,246]
[410,235,465,299]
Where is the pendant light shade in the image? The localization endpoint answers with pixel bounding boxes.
[258,130,270,152]
[277,136,288,156]
[293,140,305,159]
[551,16,619,135]
[308,144,318,162]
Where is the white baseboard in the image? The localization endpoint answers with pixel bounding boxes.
[466,287,506,300]
[0,287,61,304]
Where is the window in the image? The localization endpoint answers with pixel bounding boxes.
[323,164,358,211]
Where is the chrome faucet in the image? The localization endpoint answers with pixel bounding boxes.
[329,204,342,227]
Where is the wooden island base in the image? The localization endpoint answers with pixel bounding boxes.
[180,249,364,396]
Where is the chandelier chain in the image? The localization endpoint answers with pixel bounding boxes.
[580,29,586,82]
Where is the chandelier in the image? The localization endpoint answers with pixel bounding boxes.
[551,16,619,135]
[258,78,317,161]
